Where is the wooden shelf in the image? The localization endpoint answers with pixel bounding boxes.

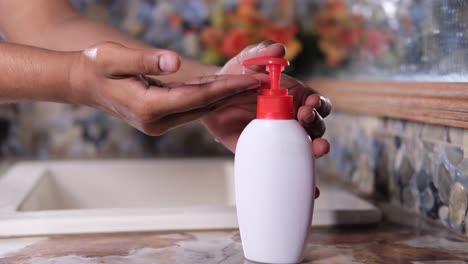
[306,79,468,128]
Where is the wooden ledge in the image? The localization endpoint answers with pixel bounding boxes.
[305,79,468,128]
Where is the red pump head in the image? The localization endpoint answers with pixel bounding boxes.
[242,57,293,119]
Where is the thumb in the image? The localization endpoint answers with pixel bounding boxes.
[241,41,286,60]
[89,43,181,77]
[237,41,287,72]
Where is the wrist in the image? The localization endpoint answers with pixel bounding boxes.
[59,51,80,103]
[33,49,82,104]
[65,50,90,105]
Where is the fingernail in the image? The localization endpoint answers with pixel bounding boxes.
[262,39,276,47]
[257,40,277,52]
[318,96,325,108]
[258,43,269,51]
[248,43,267,54]
[159,54,177,72]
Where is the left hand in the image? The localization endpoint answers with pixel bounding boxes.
[201,41,332,158]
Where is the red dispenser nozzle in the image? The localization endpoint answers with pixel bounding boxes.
[242,57,293,119]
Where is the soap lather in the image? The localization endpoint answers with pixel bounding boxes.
[235,56,315,263]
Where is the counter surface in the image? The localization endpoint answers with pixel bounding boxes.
[1,223,467,264]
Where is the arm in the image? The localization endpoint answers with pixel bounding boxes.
[0,41,260,135]
[0,0,331,157]
[0,0,219,82]
[0,42,75,103]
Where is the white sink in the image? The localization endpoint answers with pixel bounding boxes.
[0,159,381,237]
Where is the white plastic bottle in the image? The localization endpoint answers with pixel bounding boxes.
[235,57,315,264]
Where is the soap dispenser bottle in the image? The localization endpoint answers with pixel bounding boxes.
[235,57,315,264]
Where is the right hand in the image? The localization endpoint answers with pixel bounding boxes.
[203,41,331,157]
[68,42,260,135]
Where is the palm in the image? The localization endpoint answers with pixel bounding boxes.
[201,91,256,152]
[201,46,271,152]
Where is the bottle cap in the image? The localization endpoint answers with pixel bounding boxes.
[242,57,293,119]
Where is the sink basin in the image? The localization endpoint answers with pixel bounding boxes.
[0,159,381,237]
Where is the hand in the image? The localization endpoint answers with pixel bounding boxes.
[68,42,261,135]
[202,41,332,158]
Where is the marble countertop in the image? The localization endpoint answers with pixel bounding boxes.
[1,222,467,264]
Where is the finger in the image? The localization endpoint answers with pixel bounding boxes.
[281,75,315,109]
[214,89,258,109]
[184,74,227,85]
[297,105,316,125]
[156,75,260,114]
[162,82,186,88]
[283,76,331,118]
[151,90,258,133]
[95,43,181,77]
[236,41,287,73]
[317,96,332,118]
[252,73,270,84]
[312,138,330,158]
[141,75,164,87]
[150,106,210,134]
[303,109,326,139]
[255,41,286,59]
[142,76,185,88]
[315,187,320,199]
[186,73,264,86]
[304,94,321,109]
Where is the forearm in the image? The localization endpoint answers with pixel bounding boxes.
[33,16,219,82]
[0,42,75,103]
[0,0,219,82]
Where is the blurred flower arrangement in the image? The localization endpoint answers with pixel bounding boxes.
[308,0,393,67]
[199,0,302,65]
[197,0,393,72]
[71,0,393,72]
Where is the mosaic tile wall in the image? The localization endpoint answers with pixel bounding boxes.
[317,111,468,236]
[0,103,230,160]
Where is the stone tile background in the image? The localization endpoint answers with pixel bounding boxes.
[0,103,231,160]
[317,111,468,236]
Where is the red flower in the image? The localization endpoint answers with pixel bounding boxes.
[319,39,347,66]
[222,29,250,58]
[364,29,384,56]
[338,27,361,49]
[316,17,341,37]
[201,27,224,50]
[323,0,347,19]
[263,24,297,44]
[236,0,259,23]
